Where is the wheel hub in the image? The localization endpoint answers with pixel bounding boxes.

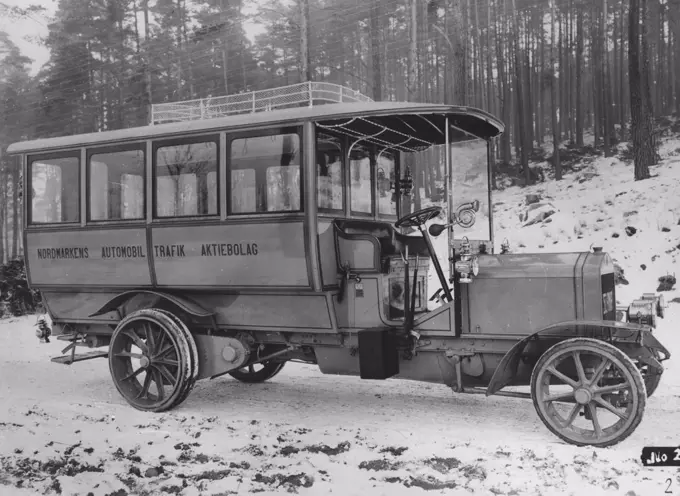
[574,387,593,405]
[140,355,150,369]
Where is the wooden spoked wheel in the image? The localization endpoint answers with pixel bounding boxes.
[228,360,286,383]
[108,308,198,412]
[530,338,646,447]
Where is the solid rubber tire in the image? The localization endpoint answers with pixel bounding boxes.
[154,309,200,409]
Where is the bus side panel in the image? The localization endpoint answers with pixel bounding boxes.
[151,221,310,288]
[199,293,334,330]
[40,291,120,324]
[26,229,152,287]
[42,291,334,332]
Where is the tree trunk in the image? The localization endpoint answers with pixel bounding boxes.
[408,0,418,100]
[539,13,546,143]
[550,0,561,180]
[670,8,677,112]
[142,1,152,103]
[486,0,494,115]
[524,21,533,149]
[179,0,194,98]
[566,2,574,143]
[669,0,680,112]
[511,0,529,182]
[641,0,659,161]
[620,4,627,138]
[299,0,311,82]
[613,8,620,130]
[370,0,382,101]
[175,0,183,98]
[658,1,666,112]
[603,0,613,156]
[558,11,565,139]
[575,9,584,146]
[495,0,511,164]
[534,10,542,145]
[451,0,467,104]
[629,0,652,180]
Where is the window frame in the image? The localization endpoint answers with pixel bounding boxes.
[27,150,82,226]
[86,142,147,223]
[151,134,221,220]
[226,126,304,216]
[316,130,345,215]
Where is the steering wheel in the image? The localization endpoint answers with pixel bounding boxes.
[394,206,443,229]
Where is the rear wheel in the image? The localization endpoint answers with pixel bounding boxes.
[530,338,646,448]
[108,308,198,412]
[228,360,286,383]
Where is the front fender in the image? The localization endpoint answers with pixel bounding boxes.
[485,320,671,396]
[88,290,214,319]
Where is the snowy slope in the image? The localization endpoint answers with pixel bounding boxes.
[493,133,680,305]
[1,132,680,496]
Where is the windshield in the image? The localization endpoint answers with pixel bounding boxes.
[450,138,492,243]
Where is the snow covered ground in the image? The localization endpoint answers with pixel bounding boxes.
[2,133,680,495]
[1,308,679,496]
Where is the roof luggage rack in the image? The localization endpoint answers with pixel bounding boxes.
[150,82,373,125]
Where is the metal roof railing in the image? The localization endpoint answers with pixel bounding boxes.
[150,82,374,125]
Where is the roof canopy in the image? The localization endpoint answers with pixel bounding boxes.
[7,101,504,155]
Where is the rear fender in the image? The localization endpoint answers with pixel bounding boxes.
[486,320,671,396]
[88,290,214,320]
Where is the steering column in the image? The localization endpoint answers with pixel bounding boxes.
[394,206,453,303]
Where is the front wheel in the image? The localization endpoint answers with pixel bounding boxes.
[228,360,286,383]
[530,337,646,448]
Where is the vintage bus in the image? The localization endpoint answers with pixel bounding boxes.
[7,82,669,448]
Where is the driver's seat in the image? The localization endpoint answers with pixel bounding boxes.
[332,219,430,274]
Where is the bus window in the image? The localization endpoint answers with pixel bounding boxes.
[350,146,373,215]
[155,140,218,218]
[29,155,79,224]
[89,148,144,221]
[376,151,397,217]
[317,133,343,212]
[230,132,301,214]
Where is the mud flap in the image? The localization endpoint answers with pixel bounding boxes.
[486,335,532,396]
[636,354,663,375]
[640,330,671,362]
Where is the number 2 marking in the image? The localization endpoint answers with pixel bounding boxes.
[674,448,680,462]
[667,478,673,494]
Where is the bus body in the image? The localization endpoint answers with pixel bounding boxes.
[7,84,669,448]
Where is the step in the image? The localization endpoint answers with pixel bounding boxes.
[51,350,109,365]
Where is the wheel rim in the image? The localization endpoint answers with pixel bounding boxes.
[109,319,183,409]
[534,345,641,445]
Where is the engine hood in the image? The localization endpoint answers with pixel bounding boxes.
[474,252,613,279]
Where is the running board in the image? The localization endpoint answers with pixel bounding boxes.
[461,387,532,400]
[51,350,109,365]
